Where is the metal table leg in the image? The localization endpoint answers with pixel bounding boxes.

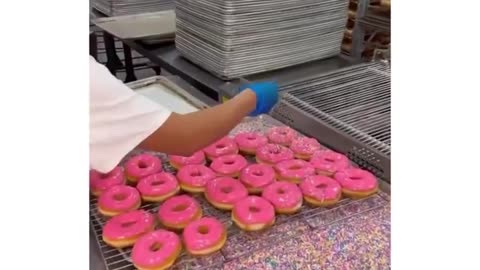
[123,42,137,82]
[89,31,98,60]
[103,31,123,75]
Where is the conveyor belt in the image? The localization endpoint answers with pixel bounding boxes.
[272,62,391,181]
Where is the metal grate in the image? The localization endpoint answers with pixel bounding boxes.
[272,62,391,181]
[90,115,390,270]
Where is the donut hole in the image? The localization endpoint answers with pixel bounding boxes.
[99,173,110,179]
[172,204,188,212]
[113,193,127,201]
[288,165,303,170]
[316,183,328,189]
[197,225,210,235]
[277,188,286,195]
[190,171,203,177]
[247,136,256,141]
[249,206,261,213]
[223,160,235,165]
[138,161,149,169]
[216,144,226,149]
[120,221,137,228]
[252,170,264,176]
[220,186,233,194]
[279,130,288,135]
[151,180,165,186]
[149,242,163,252]
[325,158,335,163]
[350,176,362,180]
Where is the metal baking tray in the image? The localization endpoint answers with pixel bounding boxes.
[271,61,391,182]
[91,0,174,17]
[92,10,175,42]
[90,76,390,270]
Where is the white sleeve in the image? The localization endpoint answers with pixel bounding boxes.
[89,57,171,173]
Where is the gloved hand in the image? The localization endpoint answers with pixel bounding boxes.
[240,81,279,116]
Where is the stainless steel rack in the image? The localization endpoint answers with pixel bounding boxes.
[271,62,391,182]
[91,0,174,16]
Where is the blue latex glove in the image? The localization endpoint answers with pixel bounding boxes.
[240,82,279,116]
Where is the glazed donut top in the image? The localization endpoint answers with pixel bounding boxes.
[310,150,351,174]
[334,168,378,191]
[169,151,205,167]
[203,137,238,159]
[262,181,303,209]
[89,166,125,193]
[205,177,248,204]
[267,126,298,146]
[102,210,154,239]
[210,154,248,175]
[274,159,315,180]
[234,132,268,150]
[183,217,225,251]
[290,137,322,156]
[136,172,178,196]
[125,153,162,178]
[158,195,201,223]
[131,230,181,268]
[300,175,342,201]
[98,185,140,211]
[256,144,294,164]
[240,163,276,188]
[232,196,275,224]
[177,164,216,187]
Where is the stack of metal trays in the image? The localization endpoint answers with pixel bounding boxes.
[271,61,391,181]
[91,0,174,16]
[175,0,350,79]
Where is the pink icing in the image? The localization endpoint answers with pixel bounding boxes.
[98,185,140,212]
[205,177,248,205]
[240,164,275,189]
[334,168,378,191]
[210,154,248,176]
[232,196,275,225]
[102,210,154,240]
[310,150,351,174]
[234,132,268,152]
[177,164,216,188]
[131,230,181,268]
[203,137,238,159]
[183,217,225,252]
[169,151,205,167]
[274,159,315,181]
[262,181,303,209]
[158,195,201,226]
[300,175,342,201]
[290,137,322,156]
[89,167,125,194]
[256,144,294,164]
[136,172,179,197]
[267,126,298,146]
[125,154,162,179]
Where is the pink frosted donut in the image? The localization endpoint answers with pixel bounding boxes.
[262,181,303,214]
[232,196,275,231]
[274,159,315,184]
[157,195,202,230]
[132,230,182,270]
[102,210,154,248]
[267,126,298,146]
[98,185,141,217]
[125,153,162,184]
[177,164,216,193]
[90,166,125,196]
[256,144,294,165]
[183,217,227,255]
[300,175,342,207]
[234,132,268,155]
[205,177,248,210]
[210,154,248,178]
[290,137,322,160]
[310,150,351,176]
[169,151,206,169]
[203,137,238,160]
[240,164,276,194]
[334,168,378,198]
[136,172,180,203]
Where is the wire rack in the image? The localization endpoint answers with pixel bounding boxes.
[90,115,390,270]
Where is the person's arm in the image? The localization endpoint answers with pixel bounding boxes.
[139,89,257,156]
